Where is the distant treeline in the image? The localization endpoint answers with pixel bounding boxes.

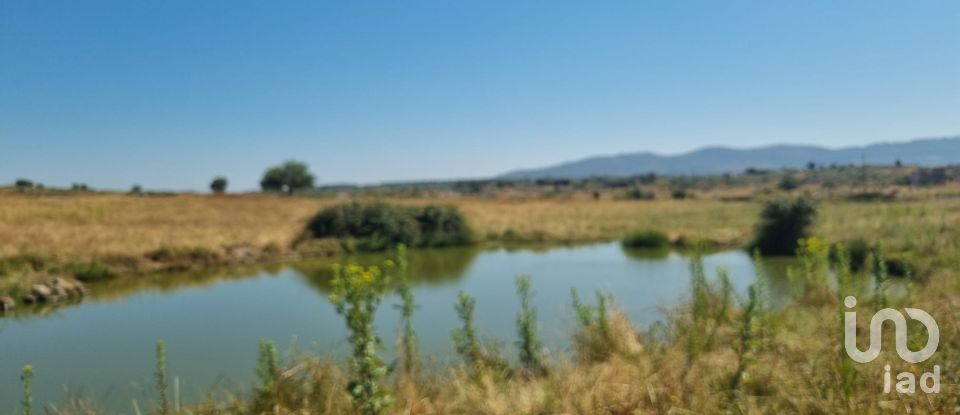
[5,162,958,198]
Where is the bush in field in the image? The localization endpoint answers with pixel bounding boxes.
[260,161,315,195]
[831,238,869,272]
[777,175,799,191]
[621,230,668,249]
[415,205,473,247]
[750,197,816,256]
[624,188,655,200]
[305,202,419,251]
[210,176,228,194]
[304,202,472,251]
[14,178,33,188]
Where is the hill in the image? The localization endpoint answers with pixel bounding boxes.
[500,136,960,179]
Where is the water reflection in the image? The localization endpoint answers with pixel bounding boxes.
[620,246,671,260]
[291,246,479,293]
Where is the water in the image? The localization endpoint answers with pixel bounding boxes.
[0,243,794,412]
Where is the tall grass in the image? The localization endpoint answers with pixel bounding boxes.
[871,245,889,310]
[452,291,508,378]
[393,245,420,378]
[20,365,33,415]
[514,275,546,376]
[253,340,279,411]
[155,341,168,415]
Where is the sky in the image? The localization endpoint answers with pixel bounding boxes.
[1,1,958,190]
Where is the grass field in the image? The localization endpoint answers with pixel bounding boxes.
[2,189,958,260]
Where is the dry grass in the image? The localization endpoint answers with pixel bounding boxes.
[0,193,328,259]
[1,191,959,266]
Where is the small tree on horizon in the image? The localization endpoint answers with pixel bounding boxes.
[210,176,228,194]
[14,179,33,190]
[260,161,315,195]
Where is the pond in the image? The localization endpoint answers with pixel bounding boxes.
[0,243,795,412]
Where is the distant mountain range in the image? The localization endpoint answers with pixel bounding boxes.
[499,136,960,179]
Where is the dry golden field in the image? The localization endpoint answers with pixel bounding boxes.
[1,190,958,266]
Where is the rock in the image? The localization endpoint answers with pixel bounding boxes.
[0,296,14,311]
[51,278,70,298]
[30,284,53,302]
[22,294,37,304]
[51,277,86,298]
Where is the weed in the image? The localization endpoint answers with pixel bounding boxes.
[515,275,547,376]
[393,245,420,378]
[452,291,508,378]
[254,340,279,409]
[872,245,889,309]
[20,365,33,415]
[155,341,168,415]
[329,263,394,414]
[729,283,761,397]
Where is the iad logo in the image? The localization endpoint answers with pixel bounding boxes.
[843,296,941,393]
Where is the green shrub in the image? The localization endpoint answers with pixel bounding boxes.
[671,188,690,200]
[415,205,473,247]
[14,179,34,191]
[750,197,816,256]
[777,175,799,191]
[67,261,111,281]
[831,238,869,272]
[885,254,913,278]
[304,202,472,251]
[621,230,669,249]
[624,188,655,200]
[305,202,418,251]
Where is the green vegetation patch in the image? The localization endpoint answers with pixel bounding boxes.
[621,229,669,249]
[304,202,473,251]
[750,197,817,256]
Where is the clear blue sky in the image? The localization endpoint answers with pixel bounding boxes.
[1,1,958,190]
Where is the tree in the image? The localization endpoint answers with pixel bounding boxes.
[778,174,799,191]
[14,179,33,190]
[260,161,315,195]
[750,197,817,256]
[210,176,228,194]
